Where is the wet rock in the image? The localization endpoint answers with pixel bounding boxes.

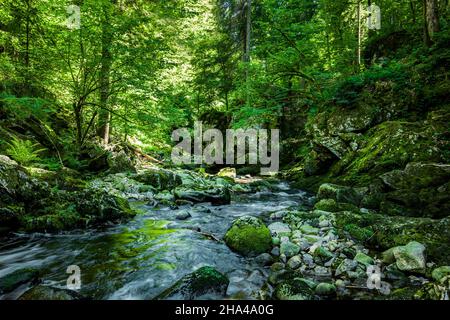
[224,216,272,256]
[19,285,85,300]
[174,186,231,205]
[268,222,291,236]
[155,266,229,300]
[271,247,280,256]
[175,210,191,220]
[0,268,40,294]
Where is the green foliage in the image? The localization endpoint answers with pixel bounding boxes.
[5,137,46,165]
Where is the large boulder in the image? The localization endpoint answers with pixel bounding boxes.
[317,183,363,206]
[173,186,231,205]
[133,168,182,191]
[378,163,450,218]
[155,266,229,300]
[224,216,272,256]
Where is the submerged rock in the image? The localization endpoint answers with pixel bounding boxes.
[155,266,229,300]
[19,285,85,300]
[224,216,272,256]
[0,268,40,294]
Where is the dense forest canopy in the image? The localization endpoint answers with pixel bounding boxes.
[1,0,448,163]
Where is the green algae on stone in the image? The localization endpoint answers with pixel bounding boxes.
[224,216,272,256]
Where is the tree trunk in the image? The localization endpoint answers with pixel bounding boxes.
[426,0,440,39]
[356,0,361,69]
[242,0,252,107]
[97,2,113,144]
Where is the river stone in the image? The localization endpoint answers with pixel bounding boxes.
[431,266,450,282]
[271,247,280,256]
[255,253,274,266]
[19,285,85,300]
[335,259,358,276]
[315,283,337,296]
[274,279,315,300]
[155,266,229,300]
[268,222,291,236]
[287,255,302,269]
[299,224,319,235]
[354,252,374,266]
[270,262,285,272]
[175,210,191,220]
[224,216,272,256]
[313,246,334,260]
[392,241,426,271]
[280,241,300,258]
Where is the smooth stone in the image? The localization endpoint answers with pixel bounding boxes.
[268,222,291,236]
[431,266,450,282]
[315,283,337,296]
[280,241,300,258]
[354,252,374,266]
[287,255,302,270]
[392,241,426,271]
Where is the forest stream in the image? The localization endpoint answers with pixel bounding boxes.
[0,181,312,300]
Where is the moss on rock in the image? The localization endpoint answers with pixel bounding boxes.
[224,216,272,256]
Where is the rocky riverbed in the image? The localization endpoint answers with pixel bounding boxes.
[0,158,449,300]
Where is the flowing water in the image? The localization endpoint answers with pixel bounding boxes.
[0,182,313,300]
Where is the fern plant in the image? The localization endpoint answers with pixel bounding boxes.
[5,137,46,165]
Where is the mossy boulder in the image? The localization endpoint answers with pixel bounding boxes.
[224,216,272,256]
[274,278,315,300]
[314,198,359,212]
[317,183,363,206]
[155,266,229,300]
[133,168,182,191]
[173,186,231,205]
